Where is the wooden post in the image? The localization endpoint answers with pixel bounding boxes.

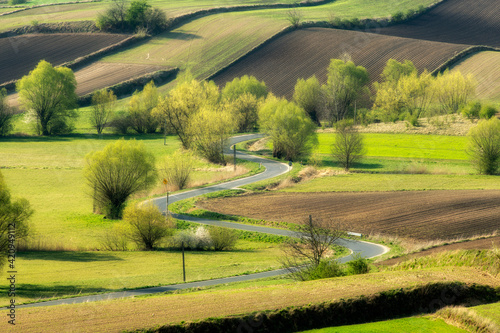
[182,241,186,282]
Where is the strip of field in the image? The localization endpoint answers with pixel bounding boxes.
[73,62,165,95]
[211,28,469,98]
[0,33,130,84]
[8,268,499,332]
[452,51,500,102]
[373,0,500,48]
[198,190,500,240]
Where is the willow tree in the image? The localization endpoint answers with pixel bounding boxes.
[85,140,157,219]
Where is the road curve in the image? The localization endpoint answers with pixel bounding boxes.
[17,134,387,309]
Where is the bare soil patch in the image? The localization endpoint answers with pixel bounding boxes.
[0,33,130,84]
[212,28,469,98]
[198,190,500,241]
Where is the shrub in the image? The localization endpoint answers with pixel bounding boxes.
[10,0,27,4]
[208,226,238,251]
[391,11,405,23]
[169,226,212,250]
[99,224,129,251]
[479,104,497,119]
[461,101,481,119]
[303,259,344,280]
[346,254,370,275]
[124,203,174,250]
[109,111,132,134]
[160,150,195,190]
[467,118,500,175]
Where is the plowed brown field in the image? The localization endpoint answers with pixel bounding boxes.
[74,62,165,96]
[211,28,469,98]
[198,190,500,240]
[373,0,500,48]
[0,33,130,84]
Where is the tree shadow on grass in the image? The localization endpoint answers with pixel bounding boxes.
[0,284,117,303]
[17,251,124,262]
[321,159,384,170]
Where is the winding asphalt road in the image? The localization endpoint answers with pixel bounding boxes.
[17,134,387,309]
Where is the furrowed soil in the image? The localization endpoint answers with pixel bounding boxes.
[198,190,500,240]
[373,0,500,48]
[0,33,130,83]
[211,28,469,98]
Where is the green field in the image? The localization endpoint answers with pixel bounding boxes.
[0,135,260,248]
[316,132,469,160]
[0,240,283,306]
[299,317,467,333]
[474,302,500,326]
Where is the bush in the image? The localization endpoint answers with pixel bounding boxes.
[346,254,370,275]
[99,224,129,251]
[109,111,132,134]
[480,104,497,119]
[208,226,238,251]
[461,101,481,119]
[467,118,500,175]
[160,150,195,190]
[124,203,174,250]
[10,0,27,4]
[170,226,212,250]
[302,259,344,280]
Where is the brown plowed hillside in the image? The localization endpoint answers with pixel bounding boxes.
[0,33,130,84]
[198,190,500,241]
[74,62,165,96]
[373,0,500,48]
[212,28,469,98]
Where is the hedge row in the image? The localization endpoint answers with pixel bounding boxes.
[78,68,178,106]
[133,282,499,333]
[432,45,500,75]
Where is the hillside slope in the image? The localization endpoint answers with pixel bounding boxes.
[212,28,469,98]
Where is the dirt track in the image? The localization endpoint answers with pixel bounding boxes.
[198,190,500,241]
[0,33,129,83]
[212,28,469,98]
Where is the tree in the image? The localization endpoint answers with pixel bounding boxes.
[128,81,159,134]
[0,88,13,136]
[332,120,365,171]
[186,106,236,165]
[322,59,369,123]
[380,59,417,85]
[221,75,268,101]
[259,95,318,161]
[281,215,347,281]
[124,203,173,250]
[160,150,195,190]
[90,89,117,134]
[434,70,476,114]
[17,60,77,136]
[96,0,167,33]
[467,118,500,175]
[225,93,259,132]
[0,171,32,269]
[85,139,157,219]
[293,76,322,125]
[153,78,219,149]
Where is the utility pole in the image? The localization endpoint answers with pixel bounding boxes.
[233,145,236,171]
[182,241,186,282]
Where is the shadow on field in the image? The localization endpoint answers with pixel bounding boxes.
[165,31,202,41]
[0,284,115,301]
[18,251,124,262]
[0,133,168,143]
[321,160,383,170]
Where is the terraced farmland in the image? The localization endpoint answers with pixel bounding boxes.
[212,28,469,98]
[0,33,130,84]
[452,51,500,101]
[198,190,500,240]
